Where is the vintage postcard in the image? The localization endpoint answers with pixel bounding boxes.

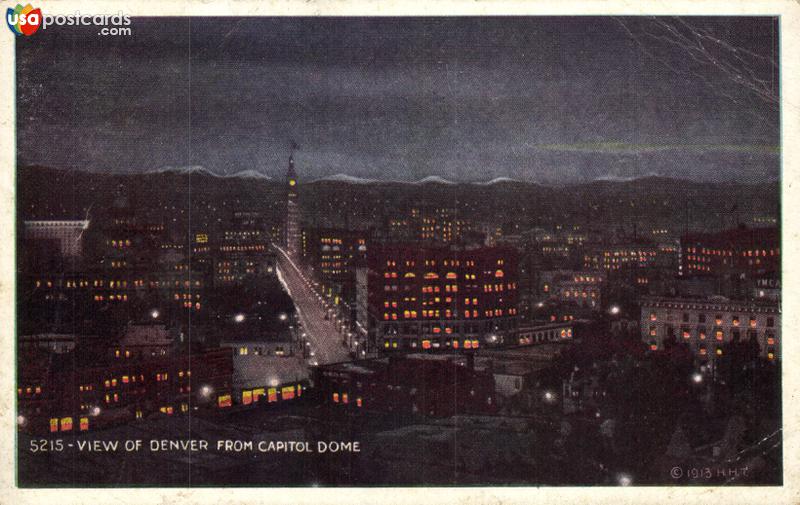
[3,1,799,504]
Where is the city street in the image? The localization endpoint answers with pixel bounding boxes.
[273,244,352,365]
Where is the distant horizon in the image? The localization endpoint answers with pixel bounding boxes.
[20,163,781,187]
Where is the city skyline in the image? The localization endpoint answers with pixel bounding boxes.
[17,16,779,184]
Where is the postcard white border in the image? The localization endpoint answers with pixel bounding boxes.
[1,1,797,504]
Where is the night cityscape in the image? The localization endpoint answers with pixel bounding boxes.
[15,16,780,486]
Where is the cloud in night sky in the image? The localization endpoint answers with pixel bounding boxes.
[16,16,780,184]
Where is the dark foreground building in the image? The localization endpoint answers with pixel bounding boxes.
[17,347,234,435]
[314,354,497,418]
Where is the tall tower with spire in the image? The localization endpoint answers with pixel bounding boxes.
[285,149,300,259]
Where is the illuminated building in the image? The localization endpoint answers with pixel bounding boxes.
[366,243,519,351]
[414,206,472,244]
[538,270,606,311]
[23,266,205,313]
[213,218,275,285]
[583,243,661,271]
[640,296,780,361]
[285,154,301,259]
[302,227,369,306]
[314,355,497,417]
[115,323,173,359]
[680,226,779,279]
[17,347,233,435]
[515,321,575,346]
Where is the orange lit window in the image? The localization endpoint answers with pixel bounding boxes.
[356,397,362,407]
[333,392,339,403]
[80,417,89,431]
[60,417,73,431]
[422,340,431,349]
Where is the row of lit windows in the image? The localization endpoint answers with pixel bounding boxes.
[562,290,598,299]
[572,276,600,283]
[601,250,657,257]
[94,294,128,301]
[649,312,774,327]
[108,239,132,248]
[648,341,776,360]
[219,245,266,252]
[383,338,481,350]
[320,237,344,245]
[484,283,517,292]
[50,417,89,432]
[332,392,363,407]
[686,247,778,257]
[47,279,202,289]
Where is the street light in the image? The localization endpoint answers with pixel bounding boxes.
[16,415,26,427]
[200,385,213,398]
[616,473,633,486]
[150,309,160,320]
[234,313,245,323]
[91,406,101,417]
[609,305,621,316]
[691,372,703,384]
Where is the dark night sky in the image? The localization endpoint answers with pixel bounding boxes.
[16,16,780,184]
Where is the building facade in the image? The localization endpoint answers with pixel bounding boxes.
[285,155,301,259]
[24,220,90,258]
[366,243,519,352]
[641,296,780,361]
[680,226,779,279]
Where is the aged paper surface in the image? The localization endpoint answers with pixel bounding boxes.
[0,0,798,503]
